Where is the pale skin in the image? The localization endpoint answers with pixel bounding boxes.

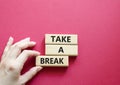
[0,37,43,85]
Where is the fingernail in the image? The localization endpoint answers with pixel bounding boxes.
[9,36,13,40]
[37,52,40,55]
[25,37,30,41]
[37,66,43,71]
[31,41,36,45]
[8,36,14,43]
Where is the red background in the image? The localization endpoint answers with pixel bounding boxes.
[0,0,120,85]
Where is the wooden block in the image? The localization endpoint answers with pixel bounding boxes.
[36,56,69,67]
[45,34,78,45]
[45,45,78,56]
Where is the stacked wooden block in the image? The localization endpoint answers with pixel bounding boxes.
[36,34,78,67]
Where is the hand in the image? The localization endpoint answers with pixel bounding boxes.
[0,37,42,85]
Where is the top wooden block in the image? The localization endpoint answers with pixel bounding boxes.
[45,34,78,45]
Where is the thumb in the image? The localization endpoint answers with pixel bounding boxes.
[20,66,43,84]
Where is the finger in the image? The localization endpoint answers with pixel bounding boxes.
[9,41,36,59]
[2,37,31,59]
[14,41,36,49]
[16,50,40,69]
[14,37,30,46]
[5,37,14,52]
[20,66,42,84]
[1,37,14,60]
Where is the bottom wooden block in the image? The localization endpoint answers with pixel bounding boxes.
[36,56,69,67]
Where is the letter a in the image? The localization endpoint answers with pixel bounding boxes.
[58,47,64,53]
